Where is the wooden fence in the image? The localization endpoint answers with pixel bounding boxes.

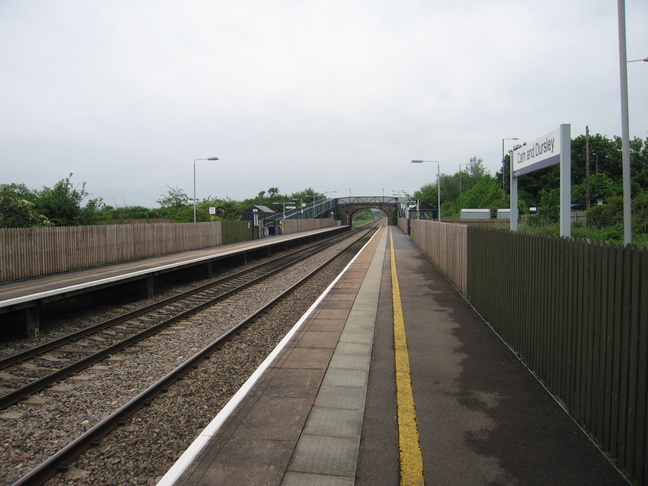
[408,219,468,295]
[0,219,337,283]
[281,218,337,234]
[397,217,408,234]
[0,222,251,282]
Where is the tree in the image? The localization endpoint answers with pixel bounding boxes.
[2,177,107,227]
[35,174,90,226]
[461,177,502,211]
[240,187,289,210]
[440,173,460,204]
[518,133,648,207]
[78,197,109,225]
[632,192,648,236]
[630,136,648,195]
[109,205,162,222]
[156,186,191,222]
[412,182,438,209]
[413,156,525,218]
[573,173,622,208]
[200,196,241,221]
[497,150,516,196]
[290,187,322,206]
[0,183,52,228]
[467,155,487,179]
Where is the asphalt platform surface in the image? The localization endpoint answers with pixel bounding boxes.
[357,226,626,485]
[162,225,628,485]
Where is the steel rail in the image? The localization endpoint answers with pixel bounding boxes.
[12,224,379,486]
[0,227,361,410]
[0,230,352,372]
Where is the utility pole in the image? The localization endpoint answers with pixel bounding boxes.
[585,126,591,210]
[618,0,632,245]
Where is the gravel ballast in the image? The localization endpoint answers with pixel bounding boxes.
[0,232,370,485]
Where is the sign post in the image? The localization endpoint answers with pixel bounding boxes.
[558,124,571,237]
[510,124,571,236]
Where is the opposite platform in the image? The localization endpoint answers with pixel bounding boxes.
[0,226,343,305]
[0,226,345,337]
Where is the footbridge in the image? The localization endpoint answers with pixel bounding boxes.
[263,196,411,229]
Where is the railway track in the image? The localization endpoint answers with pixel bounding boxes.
[0,225,362,411]
[2,221,382,485]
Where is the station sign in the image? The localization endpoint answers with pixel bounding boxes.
[512,127,561,177]
[510,124,571,237]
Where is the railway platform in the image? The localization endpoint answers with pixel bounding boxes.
[158,225,628,485]
[0,226,345,337]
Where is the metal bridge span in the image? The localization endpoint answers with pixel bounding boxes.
[264,196,410,227]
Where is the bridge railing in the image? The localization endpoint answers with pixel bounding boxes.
[406,218,648,484]
[264,199,337,227]
[265,196,406,226]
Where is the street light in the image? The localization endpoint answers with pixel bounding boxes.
[193,156,219,223]
[502,138,518,195]
[411,160,441,222]
[616,2,647,245]
[292,198,303,219]
[273,201,290,220]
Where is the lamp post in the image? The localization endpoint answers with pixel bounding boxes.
[501,138,518,196]
[617,0,632,245]
[292,198,303,219]
[272,201,289,221]
[616,1,647,245]
[411,160,441,222]
[193,157,219,223]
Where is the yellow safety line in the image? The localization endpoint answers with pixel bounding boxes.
[390,227,425,485]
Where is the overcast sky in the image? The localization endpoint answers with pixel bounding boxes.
[1,0,647,208]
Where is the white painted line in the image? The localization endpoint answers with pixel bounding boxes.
[157,230,381,486]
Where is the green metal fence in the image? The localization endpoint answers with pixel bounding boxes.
[467,227,648,483]
[221,221,255,244]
